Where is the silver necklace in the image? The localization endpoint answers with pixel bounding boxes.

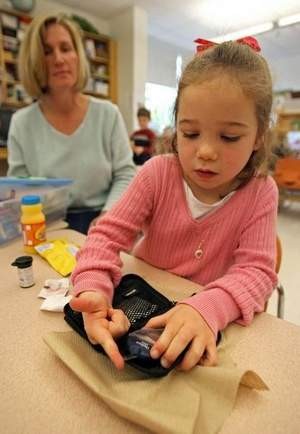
[194,240,204,260]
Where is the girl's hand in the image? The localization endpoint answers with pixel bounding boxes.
[145,304,217,371]
[70,291,130,370]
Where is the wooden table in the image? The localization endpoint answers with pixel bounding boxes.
[1,229,300,434]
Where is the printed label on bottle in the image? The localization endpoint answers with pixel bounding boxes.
[22,222,46,247]
[18,267,34,288]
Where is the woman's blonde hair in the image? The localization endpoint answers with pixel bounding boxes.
[18,13,89,98]
[173,41,274,181]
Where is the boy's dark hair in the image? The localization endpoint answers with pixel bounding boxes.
[137,107,151,119]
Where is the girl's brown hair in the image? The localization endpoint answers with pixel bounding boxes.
[173,41,274,182]
[18,13,89,98]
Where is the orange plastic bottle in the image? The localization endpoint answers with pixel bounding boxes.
[21,195,46,253]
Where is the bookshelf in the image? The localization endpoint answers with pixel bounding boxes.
[83,30,117,103]
[0,7,32,108]
[273,109,300,158]
[275,110,300,140]
[0,8,118,108]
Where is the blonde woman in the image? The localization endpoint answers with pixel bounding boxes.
[7,13,135,233]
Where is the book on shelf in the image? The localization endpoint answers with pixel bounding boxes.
[3,50,15,61]
[94,80,109,96]
[95,41,108,58]
[90,63,108,80]
[17,28,26,41]
[85,77,94,92]
[85,39,96,58]
[85,78,109,97]
[2,26,17,38]
[3,35,18,52]
[1,13,18,30]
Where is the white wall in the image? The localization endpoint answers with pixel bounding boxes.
[269,54,300,92]
[148,35,300,92]
[148,36,193,88]
[110,6,147,132]
[109,8,134,131]
[132,6,148,116]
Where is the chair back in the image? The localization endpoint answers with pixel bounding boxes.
[264,235,283,313]
[273,158,300,190]
[276,235,282,274]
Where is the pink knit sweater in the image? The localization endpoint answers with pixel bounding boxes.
[71,155,278,335]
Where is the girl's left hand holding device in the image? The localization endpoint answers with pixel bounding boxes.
[70,291,130,370]
[146,304,217,371]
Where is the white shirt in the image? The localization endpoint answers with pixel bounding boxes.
[183,180,235,219]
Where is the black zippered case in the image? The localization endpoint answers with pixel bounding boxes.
[64,274,177,377]
[64,273,220,377]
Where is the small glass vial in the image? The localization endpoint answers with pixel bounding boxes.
[11,256,35,288]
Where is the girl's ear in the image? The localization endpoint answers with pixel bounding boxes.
[254,135,263,151]
[171,132,178,153]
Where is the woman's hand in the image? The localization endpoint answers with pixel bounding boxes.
[70,291,130,370]
[145,304,217,371]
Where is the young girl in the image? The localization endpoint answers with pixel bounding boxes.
[70,38,278,372]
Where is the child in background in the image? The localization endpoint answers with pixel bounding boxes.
[70,38,278,372]
[130,107,156,165]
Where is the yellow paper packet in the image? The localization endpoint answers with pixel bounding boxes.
[35,239,80,276]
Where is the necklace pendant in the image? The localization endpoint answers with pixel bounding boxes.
[194,240,204,260]
[194,248,203,260]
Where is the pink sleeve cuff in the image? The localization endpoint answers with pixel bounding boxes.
[71,270,114,302]
[180,288,241,336]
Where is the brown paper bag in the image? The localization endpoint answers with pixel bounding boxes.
[44,330,267,434]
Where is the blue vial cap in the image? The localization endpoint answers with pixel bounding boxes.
[21,195,41,205]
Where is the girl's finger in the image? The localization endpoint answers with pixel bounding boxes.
[108,309,131,337]
[160,326,195,368]
[145,311,169,329]
[150,320,180,360]
[108,308,127,321]
[83,315,108,344]
[177,337,206,371]
[109,309,130,329]
[86,333,98,345]
[198,341,218,367]
[90,324,125,370]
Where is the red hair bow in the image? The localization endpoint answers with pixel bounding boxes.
[194,36,261,53]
